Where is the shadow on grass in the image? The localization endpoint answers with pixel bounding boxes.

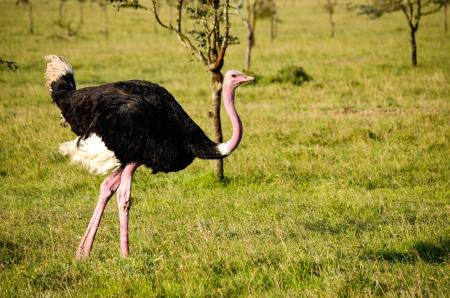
[364,237,449,264]
[338,271,388,297]
[178,171,279,190]
[0,239,24,269]
[305,218,376,236]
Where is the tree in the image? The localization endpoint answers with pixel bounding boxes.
[56,0,84,38]
[59,0,68,21]
[236,0,257,71]
[323,0,337,37]
[91,0,110,37]
[112,0,233,180]
[269,0,278,40]
[436,0,448,32]
[16,0,34,34]
[252,0,277,40]
[353,0,444,66]
[79,0,87,25]
[445,0,448,32]
[236,0,276,70]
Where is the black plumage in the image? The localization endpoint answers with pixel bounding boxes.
[51,76,223,174]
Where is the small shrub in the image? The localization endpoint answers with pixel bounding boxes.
[0,58,18,71]
[270,65,312,85]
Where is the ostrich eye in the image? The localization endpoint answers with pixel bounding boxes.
[231,74,236,78]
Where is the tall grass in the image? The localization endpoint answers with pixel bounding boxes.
[0,0,449,296]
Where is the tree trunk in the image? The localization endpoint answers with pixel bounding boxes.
[329,12,335,38]
[210,71,224,180]
[28,2,34,34]
[271,11,277,40]
[59,1,64,22]
[79,2,84,25]
[103,5,109,38]
[445,3,448,33]
[410,28,417,66]
[245,29,254,70]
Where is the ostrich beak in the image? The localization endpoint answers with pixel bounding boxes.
[241,75,255,83]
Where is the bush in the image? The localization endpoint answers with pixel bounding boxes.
[270,65,312,85]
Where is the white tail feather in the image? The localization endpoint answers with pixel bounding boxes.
[59,134,121,175]
[44,55,73,92]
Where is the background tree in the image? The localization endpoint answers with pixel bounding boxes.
[91,0,109,37]
[59,0,68,21]
[112,0,233,180]
[16,0,34,34]
[269,0,278,40]
[255,0,277,40]
[436,0,448,31]
[323,0,337,37]
[79,0,86,25]
[354,0,444,66]
[236,0,276,70]
[56,0,84,38]
[446,0,448,32]
[236,0,257,71]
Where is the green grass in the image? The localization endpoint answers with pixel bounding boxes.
[1,0,449,296]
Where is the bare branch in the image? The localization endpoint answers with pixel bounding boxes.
[111,0,146,10]
[152,0,208,67]
[250,0,257,29]
[400,4,415,28]
[209,0,230,71]
[151,0,173,30]
[415,0,421,28]
[421,1,444,15]
[176,0,183,32]
[177,32,209,67]
[236,0,251,27]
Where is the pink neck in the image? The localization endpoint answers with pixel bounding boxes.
[218,83,243,156]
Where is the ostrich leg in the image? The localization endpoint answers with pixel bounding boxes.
[116,162,140,257]
[76,169,123,260]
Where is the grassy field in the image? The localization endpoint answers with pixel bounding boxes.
[1,0,449,296]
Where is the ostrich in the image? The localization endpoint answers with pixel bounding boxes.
[44,55,254,259]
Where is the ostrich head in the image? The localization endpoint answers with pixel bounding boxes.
[223,70,255,88]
